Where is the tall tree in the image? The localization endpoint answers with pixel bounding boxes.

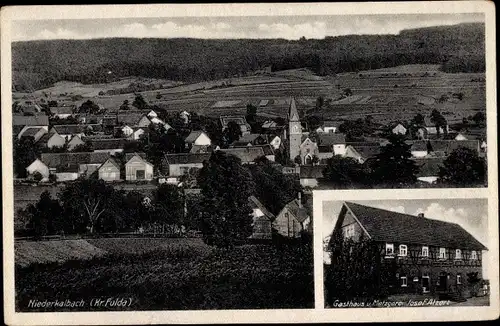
[132,94,148,110]
[369,134,419,187]
[223,121,242,147]
[25,191,63,237]
[438,147,486,186]
[13,137,41,178]
[78,100,100,115]
[197,151,255,247]
[322,156,367,188]
[430,109,448,137]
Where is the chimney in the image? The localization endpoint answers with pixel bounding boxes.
[418,213,425,218]
[298,192,302,208]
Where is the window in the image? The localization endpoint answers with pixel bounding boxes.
[344,224,355,238]
[455,249,462,260]
[399,245,408,257]
[413,277,419,282]
[400,276,407,287]
[385,243,394,257]
[471,251,478,260]
[421,246,429,257]
[439,247,447,259]
[457,274,462,285]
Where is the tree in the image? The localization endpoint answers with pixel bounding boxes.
[315,96,324,108]
[119,100,130,110]
[132,94,148,110]
[369,134,419,187]
[411,113,425,126]
[78,100,101,115]
[58,178,117,234]
[223,121,242,146]
[24,191,63,238]
[438,147,486,186]
[294,155,302,165]
[32,171,43,182]
[197,151,255,247]
[471,112,486,127]
[343,88,353,97]
[325,232,393,304]
[430,109,448,137]
[151,184,185,235]
[322,156,367,188]
[13,137,41,178]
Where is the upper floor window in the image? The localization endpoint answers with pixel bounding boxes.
[421,246,429,257]
[400,276,407,287]
[471,250,478,260]
[399,245,408,257]
[386,243,394,256]
[344,224,355,238]
[457,273,462,285]
[439,247,447,259]
[455,249,462,260]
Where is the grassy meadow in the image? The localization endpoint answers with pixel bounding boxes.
[15,237,314,311]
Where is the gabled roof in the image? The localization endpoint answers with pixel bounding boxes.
[117,113,148,125]
[185,131,208,143]
[318,133,346,146]
[219,147,266,163]
[164,153,212,165]
[407,140,480,153]
[20,127,44,138]
[262,120,278,129]
[125,152,152,165]
[343,202,487,250]
[248,196,275,221]
[88,138,129,150]
[12,115,49,126]
[53,124,85,135]
[99,157,121,170]
[38,130,61,144]
[41,152,110,168]
[284,198,309,223]
[348,145,381,160]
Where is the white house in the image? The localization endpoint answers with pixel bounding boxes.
[132,128,145,140]
[120,125,134,137]
[455,132,468,141]
[184,131,211,147]
[269,135,281,150]
[25,159,50,181]
[147,110,158,118]
[409,141,429,158]
[316,121,338,134]
[67,135,85,151]
[392,123,407,135]
[125,153,154,181]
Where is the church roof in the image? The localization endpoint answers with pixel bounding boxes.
[288,97,299,122]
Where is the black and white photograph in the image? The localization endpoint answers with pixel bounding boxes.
[1,2,497,325]
[322,198,490,308]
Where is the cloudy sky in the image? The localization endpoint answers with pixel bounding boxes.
[12,13,484,41]
[322,198,489,247]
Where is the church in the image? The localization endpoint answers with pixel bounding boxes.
[286,97,346,165]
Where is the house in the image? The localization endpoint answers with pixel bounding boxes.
[117,125,134,137]
[299,136,320,165]
[261,120,278,130]
[219,146,270,164]
[50,105,76,119]
[125,153,154,181]
[423,116,449,135]
[327,202,487,296]
[98,157,121,181]
[26,159,50,181]
[163,153,212,177]
[318,133,347,156]
[316,121,339,134]
[116,113,151,127]
[414,157,445,184]
[14,115,49,138]
[273,193,311,238]
[230,134,267,147]
[52,125,86,141]
[184,131,211,149]
[248,196,275,240]
[88,138,129,155]
[299,165,326,188]
[19,102,42,115]
[67,135,85,151]
[407,140,480,158]
[39,152,110,180]
[18,127,48,142]
[146,110,158,118]
[269,135,281,150]
[344,144,381,164]
[392,123,407,135]
[408,141,430,158]
[37,130,66,149]
[189,144,216,154]
[220,115,251,135]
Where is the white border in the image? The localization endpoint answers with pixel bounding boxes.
[2,1,497,324]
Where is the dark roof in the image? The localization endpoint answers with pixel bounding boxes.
[299,165,326,179]
[407,140,480,153]
[248,196,275,221]
[345,142,380,147]
[220,147,266,163]
[20,127,43,138]
[258,144,275,156]
[164,153,212,165]
[41,152,110,168]
[184,131,207,143]
[344,202,487,250]
[318,133,346,146]
[231,134,265,147]
[414,158,445,177]
[12,115,49,126]
[125,152,147,162]
[189,144,215,154]
[88,138,129,150]
[350,145,381,160]
[53,124,84,135]
[285,199,309,223]
[117,113,149,126]
[38,130,59,144]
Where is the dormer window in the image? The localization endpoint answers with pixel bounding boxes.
[398,245,408,257]
[471,250,478,260]
[385,243,394,257]
[439,247,447,259]
[455,249,462,260]
[421,246,429,257]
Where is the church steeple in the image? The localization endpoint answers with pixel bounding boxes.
[288,97,300,122]
[288,97,302,162]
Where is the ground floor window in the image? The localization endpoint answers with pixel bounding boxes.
[400,276,407,287]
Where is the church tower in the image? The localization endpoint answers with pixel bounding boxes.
[288,97,302,162]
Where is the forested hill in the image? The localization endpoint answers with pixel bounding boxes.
[12,22,485,91]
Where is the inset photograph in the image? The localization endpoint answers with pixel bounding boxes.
[322,198,490,307]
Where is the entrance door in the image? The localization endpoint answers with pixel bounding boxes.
[438,272,447,291]
[136,170,145,180]
[422,276,430,293]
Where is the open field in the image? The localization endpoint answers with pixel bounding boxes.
[15,238,314,311]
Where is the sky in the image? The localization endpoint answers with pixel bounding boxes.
[12,13,484,41]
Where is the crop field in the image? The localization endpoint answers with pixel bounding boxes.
[15,238,314,311]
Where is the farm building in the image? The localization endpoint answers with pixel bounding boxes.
[318,133,347,156]
[230,134,267,147]
[52,124,87,141]
[392,123,407,135]
[38,152,111,180]
[344,144,381,164]
[184,131,211,149]
[327,202,486,297]
[49,105,76,119]
[67,135,85,150]
[189,144,216,154]
[219,146,271,164]
[163,153,211,177]
[273,193,311,238]
[220,115,251,135]
[116,113,151,127]
[18,127,48,142]
[37,130,66,149]
[248,196,274,240]
[88,138,129,155]
[261,120,279,130]
[125,153,154,181]
[14,115,49,138]
[299,165,326,188]
[98,158,121,181]
[25,159,50,181]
